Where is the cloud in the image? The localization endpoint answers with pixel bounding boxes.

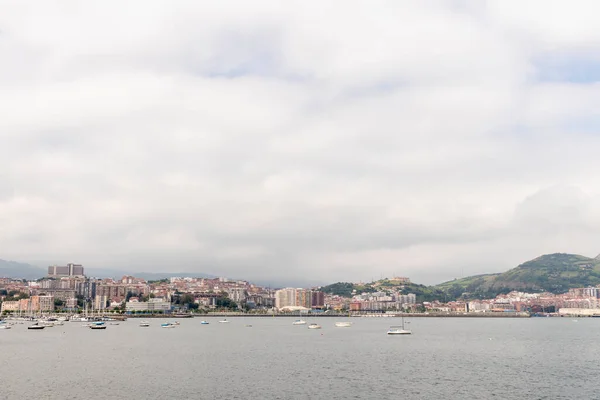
[2,1,600,285]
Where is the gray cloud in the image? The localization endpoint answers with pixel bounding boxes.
[2,1,600,285]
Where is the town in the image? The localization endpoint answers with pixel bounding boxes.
[1,263,599,317]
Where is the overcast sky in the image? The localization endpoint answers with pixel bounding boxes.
[2,1,600,286]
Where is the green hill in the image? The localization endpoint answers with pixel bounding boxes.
[436,253,600,299]
[320,279,448,302]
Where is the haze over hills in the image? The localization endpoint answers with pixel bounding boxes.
[3,253,600,298]
[0,259,317,288]
[0,260,45,280]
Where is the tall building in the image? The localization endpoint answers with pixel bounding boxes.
[29,295,54,313]
[47,263,85,278]
[227,287,247,303]
[275,288,297,309]
[295,289,312,309]
[311,291,325,308]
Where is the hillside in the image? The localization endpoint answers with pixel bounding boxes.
[0,260,45,280]
[320,279,448,302]
[436,253,600,298]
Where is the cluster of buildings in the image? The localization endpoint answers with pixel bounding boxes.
[424,286,600,315]
[7,264,600,317]
[273,288,324,311]
[0,263,327,314]
[349,292,417,312]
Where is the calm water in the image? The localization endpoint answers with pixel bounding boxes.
[1,317,599,399]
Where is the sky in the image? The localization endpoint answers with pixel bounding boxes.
[2,1,600,287]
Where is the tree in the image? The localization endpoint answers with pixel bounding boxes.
[215,297,238,310]
[54,299,65,307]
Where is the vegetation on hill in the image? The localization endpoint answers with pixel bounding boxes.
[435,253,600,299]
[322,253,600,302]
[320,280,448,303]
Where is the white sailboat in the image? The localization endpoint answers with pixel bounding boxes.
[387,317,411,335]
[335,321,352,327]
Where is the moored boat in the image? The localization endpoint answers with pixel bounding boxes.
[387,317,411,335]
[335,322,352,327]
[139,321,150,327]
[292,319,307,325]
[387,326,411,335]
[308,323,322,329]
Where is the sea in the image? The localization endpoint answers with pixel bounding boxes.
[1,316,598,399]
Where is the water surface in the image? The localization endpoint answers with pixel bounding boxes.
[1,317,597,399]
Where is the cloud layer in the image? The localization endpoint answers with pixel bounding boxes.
[2,1,600,285]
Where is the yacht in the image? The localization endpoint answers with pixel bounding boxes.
[335,322,352,328]
[387,317,411,335]
[89,322,107,330]
[28,323,45,330]
[139,321,150,327]
[161,322,176,328]
[387,326,411,335]
[218,319,230,323]
[308,323,322,329]
[200,320,210,325]
[292,319,307,325]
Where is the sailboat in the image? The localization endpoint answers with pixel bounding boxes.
[335,310,352,327]
[387,316,411,335]
[335,321,352,327]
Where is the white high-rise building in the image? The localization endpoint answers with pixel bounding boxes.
[275,288,297,309]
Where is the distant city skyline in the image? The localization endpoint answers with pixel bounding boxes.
[3,2,600,285]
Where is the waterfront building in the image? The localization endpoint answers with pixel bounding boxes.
[227,287,247,303]
[295,289,312,309]
[31,295,54,313]
[0,300,20,313]
[275,288,297,309]
[311,291,325,309]
[94,295,108,311]
[125,298,171,312]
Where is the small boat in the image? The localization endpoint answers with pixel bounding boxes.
[109,323,120,325]
[387,326,411,335]
[387,317,411,335]
[28,324,45,330]
[218,319,230,323]
[245,324,252,328]
[139,321,150,327]
[89,324,107,330]
[0,325,11,330]
[200,321,210,325]
[335,322,352,328]
[172,321,180,326]
[308,323,322,329]
[292,319,307,325]
[161,323,176,328]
